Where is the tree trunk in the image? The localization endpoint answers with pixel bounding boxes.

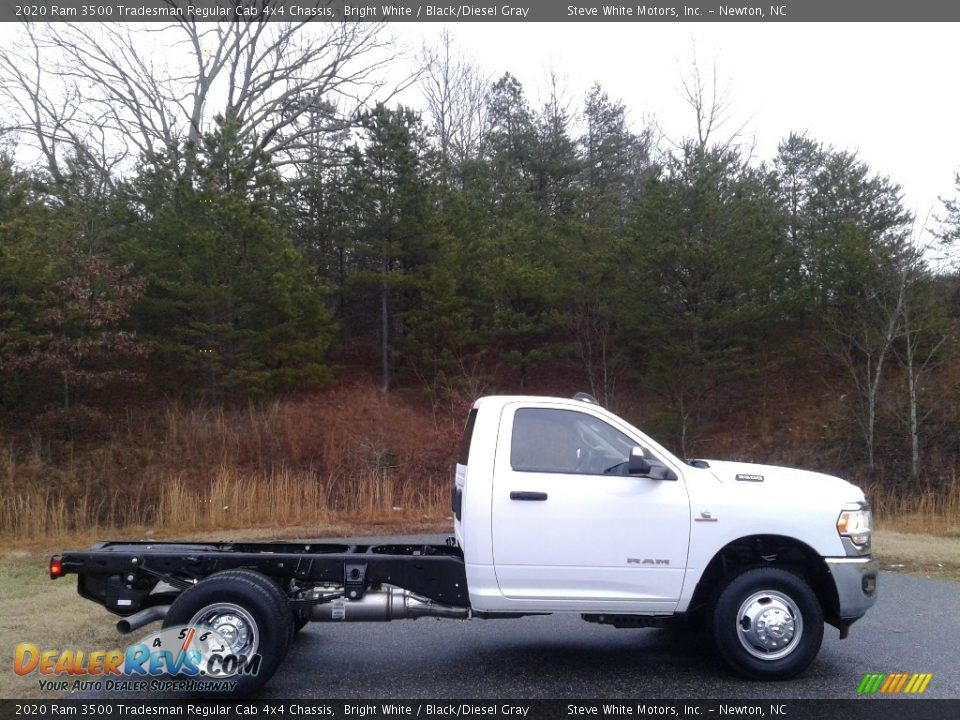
[903,305,921,478]
[381,281,390,392]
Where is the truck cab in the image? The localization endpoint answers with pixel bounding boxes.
[453,394,878,677]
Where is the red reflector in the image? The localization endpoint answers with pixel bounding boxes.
[49,557,63,578]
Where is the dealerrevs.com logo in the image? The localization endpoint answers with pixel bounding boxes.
[857,672,933,695]
[14,625,261,693]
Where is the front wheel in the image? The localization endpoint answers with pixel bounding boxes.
[711,568,823,679]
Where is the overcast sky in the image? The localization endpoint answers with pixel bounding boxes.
[401,22,960,226]
[1,20,957,227]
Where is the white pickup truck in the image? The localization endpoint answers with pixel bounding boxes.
[52,393,878,696]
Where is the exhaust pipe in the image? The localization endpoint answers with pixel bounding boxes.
[309,588,468,623]
[117,605,170,634]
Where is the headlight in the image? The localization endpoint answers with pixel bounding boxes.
[837,504,872,547]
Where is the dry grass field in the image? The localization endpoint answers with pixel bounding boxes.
[0,385,465,542]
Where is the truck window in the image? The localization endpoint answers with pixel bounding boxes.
[510,408,665,476]
[457,409,478,466]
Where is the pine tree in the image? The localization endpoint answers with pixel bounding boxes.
[127,114,335,398]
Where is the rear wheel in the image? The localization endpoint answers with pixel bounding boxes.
[163,570,294,697]
[711,567,823,679]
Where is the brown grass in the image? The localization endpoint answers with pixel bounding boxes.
[0,384,464,543]
[2,381,958,543]
[864,472,960,537]
[0,468,452,543]
[157,467,450,532]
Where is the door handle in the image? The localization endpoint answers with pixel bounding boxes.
[510,491,548,501]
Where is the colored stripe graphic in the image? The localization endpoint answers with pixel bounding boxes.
[879,673,897,693]
[912,674,933,694]
[857,672,932,694]
[892,673,909,693]
[857,673,885,694]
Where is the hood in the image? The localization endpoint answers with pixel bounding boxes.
[701,459,865,503]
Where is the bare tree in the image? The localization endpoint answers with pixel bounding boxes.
[934,172,960,270]
[573,302,621,408]
[827,257,906,471]
[895,234,955,479]
[0,24,120,188]
[677,47,752,155]
[1,7,404,181]
[420,30,488,170]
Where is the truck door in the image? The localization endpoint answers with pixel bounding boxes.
[491,403,691,611]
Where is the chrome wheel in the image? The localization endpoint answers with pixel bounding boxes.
[164,570,294,697]
[735,590,803,661]
[189,603,260,658]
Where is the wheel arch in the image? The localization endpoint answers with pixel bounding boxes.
[686,534,840,627]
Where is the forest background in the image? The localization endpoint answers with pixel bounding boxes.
[2,18,959,541]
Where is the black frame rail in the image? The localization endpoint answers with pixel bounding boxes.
[52,540,469,615]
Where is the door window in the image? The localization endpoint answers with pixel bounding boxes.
[510,408,665,476]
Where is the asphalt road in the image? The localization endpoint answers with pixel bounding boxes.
[78,534,960,700]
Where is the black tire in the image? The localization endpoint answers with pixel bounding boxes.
[219,569,296,650]
[163,569,294,698]
[710,567,823,680]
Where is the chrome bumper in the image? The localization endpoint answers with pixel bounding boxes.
[825,556,879,620]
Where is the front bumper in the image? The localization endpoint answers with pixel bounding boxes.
[825,556,879,634]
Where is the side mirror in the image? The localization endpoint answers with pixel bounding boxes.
[628,446,652,475]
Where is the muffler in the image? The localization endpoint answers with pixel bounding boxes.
[309,588,468,622]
